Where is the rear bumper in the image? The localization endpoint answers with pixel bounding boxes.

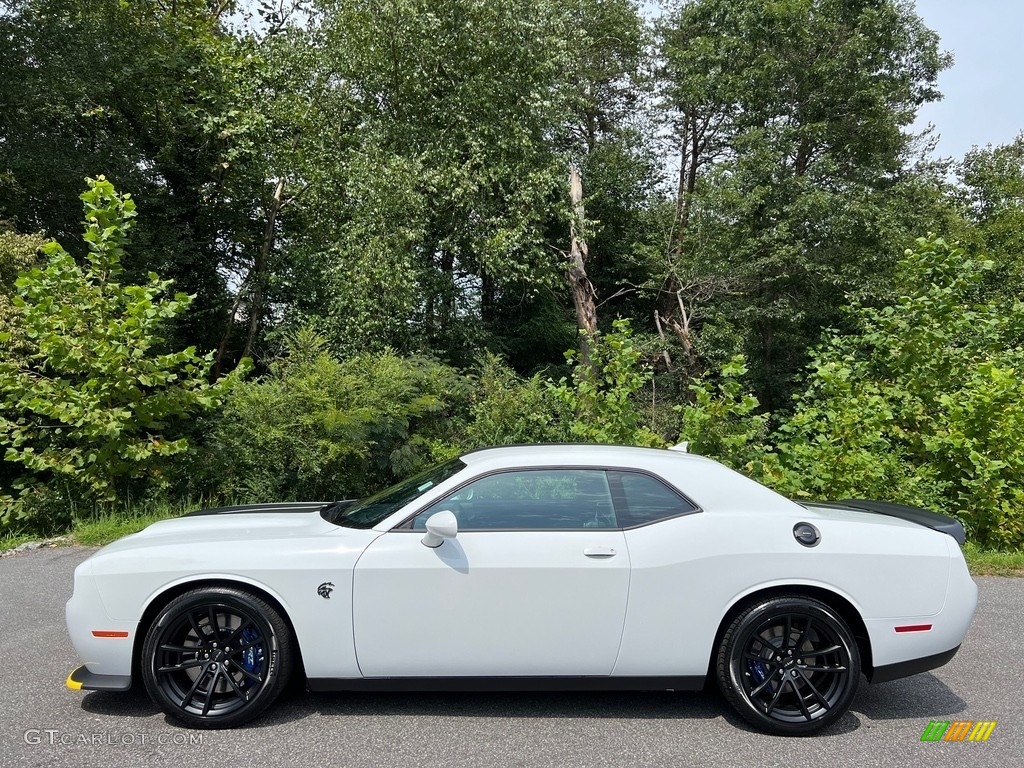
[66,665,132,692]
[869,644,961,684]
[865,537,977,677]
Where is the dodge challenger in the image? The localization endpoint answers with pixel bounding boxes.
[65,444,978,735]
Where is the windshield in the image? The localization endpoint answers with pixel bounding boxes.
[322,457,466,529]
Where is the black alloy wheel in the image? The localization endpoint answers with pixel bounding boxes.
[141,587,293,728]
[717,595,861,735]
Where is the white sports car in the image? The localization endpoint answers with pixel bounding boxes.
[65,444,978,735]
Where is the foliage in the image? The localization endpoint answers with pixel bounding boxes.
[0,228,42,294]
[552,319,664,447]
[0,228,44,358]
[655,0,950,408]
[2,2,1023,549]
[777,235,1024,548]
[209,326,472,501]
[676,356,772,473]
[0,0,316,360]
[303,0,572,360]
[957,133,1024,302]
[0,178,232,528]
[287,0,662,368]
[462,353,573,448]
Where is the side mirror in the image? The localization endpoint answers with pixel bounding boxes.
[421,510,458,548]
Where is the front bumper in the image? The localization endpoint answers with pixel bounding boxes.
[66,665,132,692]
[65,559,138,681]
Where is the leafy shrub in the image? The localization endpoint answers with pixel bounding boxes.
[777,236,1024,547]
[773,352,949,507]
[0,178,232,530]
[210,326,471,501]
[0,228,44,357]
[462,352,573,448]
[551,319,665,447]
[676,356,773,473]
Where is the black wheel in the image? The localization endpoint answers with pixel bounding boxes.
[717,595,861,735]
[141,587,293,728]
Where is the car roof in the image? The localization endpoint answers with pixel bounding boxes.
[456,444,797,514]
[460,443,716,467]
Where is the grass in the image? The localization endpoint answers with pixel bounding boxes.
[962,541,1024,576]
[1,497,205,553]
[71,507,190,546]
[0,530,45,552]
[4,506,1024,576]
[70,496,216,546]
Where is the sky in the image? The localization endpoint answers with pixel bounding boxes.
[911,0,1024,160]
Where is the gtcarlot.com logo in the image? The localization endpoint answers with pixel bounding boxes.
[921,720,997,742]
[24,730,204,747]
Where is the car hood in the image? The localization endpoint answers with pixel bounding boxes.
[94,502,350,556]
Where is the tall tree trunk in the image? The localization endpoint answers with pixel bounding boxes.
[673,115,700,260]
[213,174,286,375]
[214,127,304,376]
[241,175,287,361]
[567,164,598,367]
[659,114,707,373]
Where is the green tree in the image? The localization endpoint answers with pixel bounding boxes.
[0,178,233,527]
[0,1,313,361]
[655,0,950,408]
[957,133,1024,301]
[283,1,661,371]
[300,0,568,360]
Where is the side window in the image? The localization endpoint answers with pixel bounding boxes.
[609,471,697,527]
[413,469,617,530]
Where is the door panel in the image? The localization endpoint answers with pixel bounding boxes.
[352,530,630,677]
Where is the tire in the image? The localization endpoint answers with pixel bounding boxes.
[716,595,861,736]
[141,587,293,729]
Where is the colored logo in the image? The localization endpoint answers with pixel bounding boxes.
[921,721,996,742]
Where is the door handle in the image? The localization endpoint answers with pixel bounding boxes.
[583,546,617,558]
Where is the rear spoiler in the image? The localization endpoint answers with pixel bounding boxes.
[810,499,966,546]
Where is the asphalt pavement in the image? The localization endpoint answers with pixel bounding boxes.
[1,546,1021,768]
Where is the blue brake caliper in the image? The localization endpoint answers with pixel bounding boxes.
[748,658,769,687]
[748,637,782,689]
[240,626,264,687]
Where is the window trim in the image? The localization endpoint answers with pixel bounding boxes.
[389,465,702,533]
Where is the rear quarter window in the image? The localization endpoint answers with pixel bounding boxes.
[610,470,698,527]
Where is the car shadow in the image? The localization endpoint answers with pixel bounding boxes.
[80,686,161,718]
[259,687,869,736]
[850,672,967,720]
[78,673,963,735]
[78,686,727,727]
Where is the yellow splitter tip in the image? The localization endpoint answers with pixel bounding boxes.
[65,670,83,691]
